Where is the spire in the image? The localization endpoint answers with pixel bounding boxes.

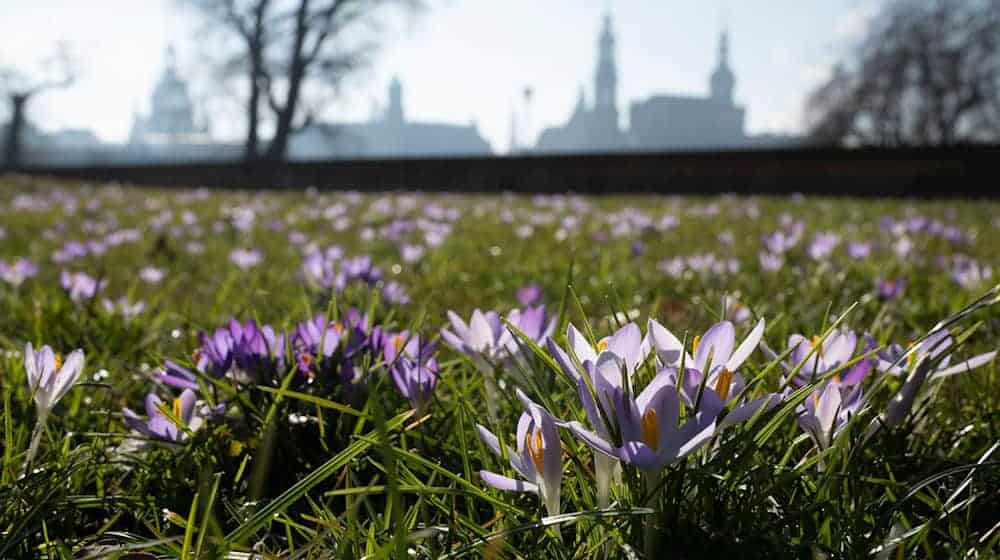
[386,76,404,124]
[165,44,178,75]
[710,28,735,104]
[719,30,729,68]
[573,84,587,116]
[594,11,618,111]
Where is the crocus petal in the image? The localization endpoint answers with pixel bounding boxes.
[635,369,678,419]
[548,338,583,381]
[593,351,625,397]
[788,334,814,373]
[50,349,84,405]
[695,321,735,374]
[24,342,39,390]
[932,351,996,379]
[468,310,496,352]
[823,331,857,369]
[816,383,843,435]
[36,345,58,391]
[725,318,765,372]
[144,394,164,418]
[475,424,503,458]
[159,361,200,391]
[619,441,664,471]
[567,324,598,366]
[719,393,781,428]
[920,329,953,359]
[479,470,538,494]
[446,311,471,340]
[177,389,198,425]
[575,377,605,435]
[673,411,718,459]
[565,421,618,459]
[122,408,154,437]
[647,319,691,367]
[605,322,644,372]
[439,329,467,354]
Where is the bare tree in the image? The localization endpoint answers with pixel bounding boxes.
[806,0,1000,147]
[1,45,77,169]
[185,0,420,163]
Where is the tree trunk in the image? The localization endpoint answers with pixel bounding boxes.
[3,94,28,170]
[244,49,262,163]
[263,0,309,162]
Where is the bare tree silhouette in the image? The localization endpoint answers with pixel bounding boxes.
[1,45,77,170]
[806,0,1000,147]
[185,0,421,163]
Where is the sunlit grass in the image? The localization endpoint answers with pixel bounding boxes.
[0,175,998,558]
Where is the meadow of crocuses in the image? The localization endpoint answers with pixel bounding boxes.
[1,174,999,558]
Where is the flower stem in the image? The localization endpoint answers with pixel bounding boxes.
[643,471,661,558]
[23,412,48,475]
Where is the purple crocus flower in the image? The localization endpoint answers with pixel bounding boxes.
[196,327,235,378]
[101,296,146,322]
[158,360,201,391]
[291,312,370,389]
[441,309,507,374]
[400,244,425,263]
[565,361,720,473]
[122,389,205,443]
[383,331,439,414]
[797,379,863,450]
[60,271,105,303]
[139,267,165,284]
[807,232,840,261]
[647,319,779,427]
[229,248,262,270]
[25,343,85,416]
[516,284,543,307]
[0,258,39,287]
[847,241,873,260]
[478,389,562,518]
[726,298,752,324]
[877,278,906,301]
[503,305,557,367]
[775,330,875,388]
[758,251,784,272]
[341,255,382,285]
[291,315,344,378]
[547,322,651,500]
[381,281,411,305]
[877,329,996,428]
[230,319,286,382]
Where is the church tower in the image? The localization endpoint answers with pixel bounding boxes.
[386,76,405,125]
[710,31,735,104]
[594,13,618,117]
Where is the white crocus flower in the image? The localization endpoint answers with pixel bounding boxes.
[23,343,85,471]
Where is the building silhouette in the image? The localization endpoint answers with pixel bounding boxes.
[535,14,800,153]
[291,77,493,159]
[536,14,629,152]
[129,46,210,146]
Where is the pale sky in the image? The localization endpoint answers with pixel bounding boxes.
[0,0,883,152]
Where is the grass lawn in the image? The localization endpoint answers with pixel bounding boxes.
[1,174,998,558]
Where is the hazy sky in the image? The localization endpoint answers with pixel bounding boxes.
[0,0,883,152]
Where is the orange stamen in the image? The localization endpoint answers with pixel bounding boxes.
[525,429,545,472]
[716,368,734,401]
[641,409,659,451]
